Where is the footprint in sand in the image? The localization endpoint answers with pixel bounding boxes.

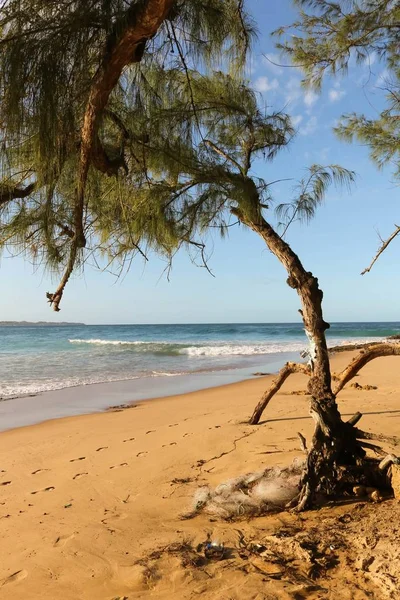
[169,423,178,427]
[183,433,192,438]
[96,446,108,452]
[109,463,128,469]
[146,430,155,435]
[54,534,74,547]
[31,469,50,475]
[136,451,147,458]
[69,457,86,463]
[123,437,135,443]
[31,486,55,495]
[161,442,177,448]
[72,473,88,480]
[1,570,28,586]
[0,481,11,486]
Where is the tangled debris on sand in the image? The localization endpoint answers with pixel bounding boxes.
[192,459,304,519]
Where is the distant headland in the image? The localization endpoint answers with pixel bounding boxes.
[0,321,86,327]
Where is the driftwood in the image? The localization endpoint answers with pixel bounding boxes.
[250,343,400,425]
[333,343,400,394]
[249,362,310,425]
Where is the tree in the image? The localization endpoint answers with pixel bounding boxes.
[81,64,395,510]
[0,0,253,310]
[276,0,400,272]
[0,3,397,509]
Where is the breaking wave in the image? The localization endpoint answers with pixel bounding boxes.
[69,338,307,356]
[68,337,382,357]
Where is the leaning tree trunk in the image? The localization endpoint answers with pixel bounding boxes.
[234,205,366,509]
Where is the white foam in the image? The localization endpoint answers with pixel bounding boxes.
[68,337,384,357]
[181,343,305,357]
[69,338,152,346]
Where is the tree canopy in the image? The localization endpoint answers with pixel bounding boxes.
[0,0,254,309]
[277,0,400,271]
[277,0,400,177]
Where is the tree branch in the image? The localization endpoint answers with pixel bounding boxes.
[249,361,311,425]
[0,182,35,207]
[334,343,400,395]
[54,0,175,311]
[361,225,400,275]
[204,139,243,173]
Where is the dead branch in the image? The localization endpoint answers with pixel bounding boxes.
[361,225,400,275]
[347,412,362,426]
[0,182,35,207]
[358,441,386,456]
[249,362,310,425]
[353,428,400,448]
[297,432,308,452]
[249,342,400,425]
[334,343,400,394]
[379,454,399,471]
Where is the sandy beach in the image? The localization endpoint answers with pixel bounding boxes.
[1,349,400,600]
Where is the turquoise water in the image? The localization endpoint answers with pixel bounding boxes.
[0,322,398,399]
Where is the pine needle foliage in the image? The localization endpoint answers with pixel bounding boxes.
[0,2,354,307]
[0,0,255,295]
[70,66,353,272]
[277,0,400,177]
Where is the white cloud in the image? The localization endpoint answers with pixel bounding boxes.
[284,77,302,105]
[329,88,346,102]
[291,114,303,128]
[376,69,389,87]
[320,147,330,161]
[364,52,376,68]
[262,53,284,74]
[299,116,318,136]
[303,90,318,108]
[254,76,279,93]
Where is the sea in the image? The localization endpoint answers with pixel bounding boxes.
[1,322,398,401]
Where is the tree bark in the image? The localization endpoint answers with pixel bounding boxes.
[249,362,310,425]
[234,199,364,508]
[76,0,176,247]
[236,211,336,404]
[0,182,35,207]
[50,0,176,311]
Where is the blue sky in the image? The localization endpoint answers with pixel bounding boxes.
[1,0,398,324]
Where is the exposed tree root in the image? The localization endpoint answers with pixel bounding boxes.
[249,362,310,425]
[249,343,400,425]
[333,343,400,394]
[293,408,400,511]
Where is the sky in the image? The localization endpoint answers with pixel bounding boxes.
[0,0,399,325]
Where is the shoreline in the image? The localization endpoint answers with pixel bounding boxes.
[0,351,300,432]
[0,341,394,433]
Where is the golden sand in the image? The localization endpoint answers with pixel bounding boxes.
[1,350,399,599]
